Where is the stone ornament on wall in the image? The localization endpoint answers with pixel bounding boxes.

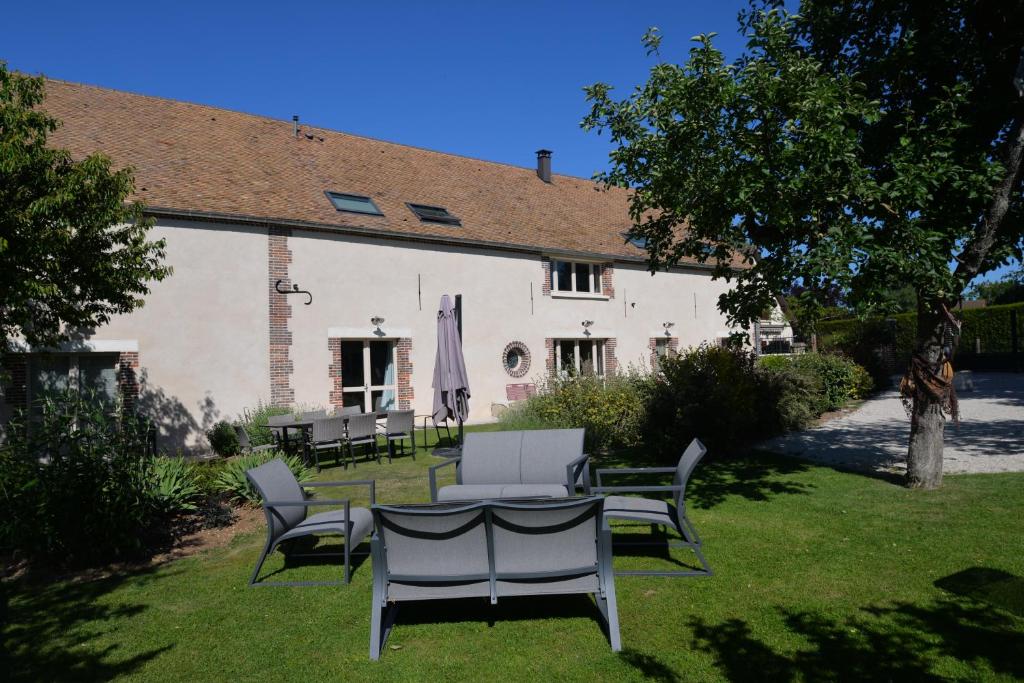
[502,341,531,378]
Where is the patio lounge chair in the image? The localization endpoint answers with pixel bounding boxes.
[245,458,375,586]
[592,438,712,577]
[234,425,275,454]
[378,409,415,462]
[310,416,350,471]
[368,497,620,660]
[346,412,381,465]
[427,429,590,502]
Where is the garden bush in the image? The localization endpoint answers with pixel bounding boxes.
[498,371,649,452]
[0,390,159,565]
[206,420,240,456]
[150,456,203,517]
[215,451,312,506]
[239,400,292,448]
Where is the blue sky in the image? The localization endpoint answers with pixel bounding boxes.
[2,0,1015,283]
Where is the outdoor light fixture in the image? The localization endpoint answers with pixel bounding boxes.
[371,316,385,328]
[582,320,594,328]
[663,321,676,335]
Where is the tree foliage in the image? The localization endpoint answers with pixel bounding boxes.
[582,5,1023,331]
[0,64,170,354]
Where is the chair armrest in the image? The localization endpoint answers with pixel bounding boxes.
[265,498,351,507]
[303,479,376,505]
[427,457,461,502]
[594,466,676,487]
[590,484,683,494]
[566,453,592,495]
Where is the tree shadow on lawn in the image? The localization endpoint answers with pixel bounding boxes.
[255,538,372,583]
[688,590,1024,681]
[1,566,178,682]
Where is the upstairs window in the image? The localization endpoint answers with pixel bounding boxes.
[325,191,383,216]
[407,203,461,226]
[551,259,602,295]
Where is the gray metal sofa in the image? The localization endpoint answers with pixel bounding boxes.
[368,497,620,659]
[427,428,591,502]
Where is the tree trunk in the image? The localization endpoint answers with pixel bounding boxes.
[905,303,948,489]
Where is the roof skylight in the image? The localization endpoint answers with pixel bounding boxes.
[325,191,383,216]
[407,203,461,226]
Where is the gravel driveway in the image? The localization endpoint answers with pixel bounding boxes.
[760,372,1024,475]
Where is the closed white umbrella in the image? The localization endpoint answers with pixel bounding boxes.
[432,294,470,444]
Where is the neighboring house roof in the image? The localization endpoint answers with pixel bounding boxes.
[40,79,743,268]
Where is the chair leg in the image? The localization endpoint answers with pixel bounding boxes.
[349,441,356,469]
[343,531,351,584]
[249,537,275,586]
[411,432,416,459]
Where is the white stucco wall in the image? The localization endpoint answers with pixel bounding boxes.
[91,220,270,450]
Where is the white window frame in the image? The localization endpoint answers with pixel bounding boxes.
[553,339,606,377]
[338,339,398,412]
[550,259,606,299]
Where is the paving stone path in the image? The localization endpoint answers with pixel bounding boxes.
[760,372,1024,475]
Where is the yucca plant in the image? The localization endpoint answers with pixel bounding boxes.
[214,451,312,505]
[151,456,203,515]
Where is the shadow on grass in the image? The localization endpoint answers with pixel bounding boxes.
[935,567,1024,618]
[618,648,681,682]
[1,567,177,682]
[255,538,372,582]
[689,593,1024,681]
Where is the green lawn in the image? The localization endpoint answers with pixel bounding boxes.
[4,427,1024,681]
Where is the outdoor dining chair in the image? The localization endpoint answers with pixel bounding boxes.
[346,412,381,465]
[379,410,415,462]
[234,425,275,455]
[310,416,350,471]
[245,458,375,586]
[339,405,362,416]
[592,438,712,577]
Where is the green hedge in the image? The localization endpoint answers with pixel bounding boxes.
[817,302,1024,367]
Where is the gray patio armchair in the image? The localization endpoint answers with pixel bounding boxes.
[378,409,415,463]
[346,412,381,465]
[245,458,375,586]
[592,438,711,577]
[234,425,275,455]
[310,416,351,471]
[339,405,362,416]
[368,496,620,660]
[427,429,590,502]
[299,409,328,421]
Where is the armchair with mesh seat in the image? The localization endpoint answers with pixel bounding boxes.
[592,438,711,577]
[245,458,375,586]
[378,409,415,462]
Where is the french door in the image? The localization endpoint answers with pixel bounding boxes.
[339,340,397,412]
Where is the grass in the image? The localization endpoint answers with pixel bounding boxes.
[4,425,1024,681]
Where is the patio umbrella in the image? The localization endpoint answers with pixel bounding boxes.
[432,294,470,445]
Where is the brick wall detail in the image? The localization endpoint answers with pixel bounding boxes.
[601,263,615,298]
[544,338,555,374]
[117,351,140,411]
[268,227,294,407]
[541,256,551,296]
[396,338,413,409]
[327,339,344,410]
[604,338,618,375]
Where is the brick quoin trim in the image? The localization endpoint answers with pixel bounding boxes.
[601,263,615,298]
[604,338,618,375]
[117,351,140,411]
[649,337,679,368]
[327,339,344,410]
[396,338,413,409]
[544,338,556,374]
[268,227,295,407]
[541,256,551,296]
[1,354,28,413]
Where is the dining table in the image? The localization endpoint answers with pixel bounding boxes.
[278,411,389,467]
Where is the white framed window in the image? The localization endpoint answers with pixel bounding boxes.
[28,353,119,416]
[338,340,397,412]
[554,339,605,376]
[550,259,603,296]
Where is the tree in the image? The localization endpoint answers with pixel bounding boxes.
[965,267,1024,304]
[0,65,170,367]
[583,4,1024,488]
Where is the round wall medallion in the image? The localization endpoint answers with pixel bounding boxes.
[502,341,531,378]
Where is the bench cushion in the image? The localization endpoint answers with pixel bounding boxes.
[499,484,569,498]
[437,484,568,501]
[459,431,524,485]
[520,428,585,485]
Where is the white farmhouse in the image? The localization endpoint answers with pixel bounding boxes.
[1,80,748,451]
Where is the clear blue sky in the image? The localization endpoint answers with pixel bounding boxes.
[2,0,1015,283]
[1,0,755,180]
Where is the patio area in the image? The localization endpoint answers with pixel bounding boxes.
[5,431,1023,681]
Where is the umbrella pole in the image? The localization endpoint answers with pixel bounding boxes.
[455,293,463,446]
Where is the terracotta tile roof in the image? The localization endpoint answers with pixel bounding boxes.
[41,79,736,267]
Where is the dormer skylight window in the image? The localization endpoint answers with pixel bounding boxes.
[407,203,461,226]
[325,191,383,216]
